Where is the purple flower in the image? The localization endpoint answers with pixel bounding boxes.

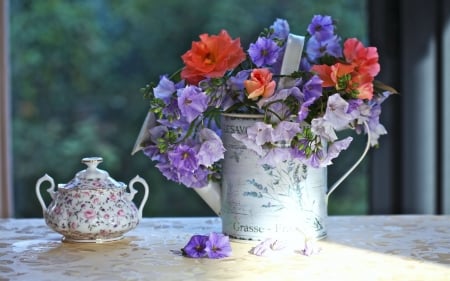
[247,122,274,145]
[250,238,278,256]
[178,166,210,188]
[367,120,387,146]
[158,99,181,125]
[311,118,338,141]
[306,36,342,62]
[302,75,323,102]
[262,147,292,166]
[197,128,225,167]
[228,70,251,91]
[232,132,264,157]
[308,150,324,168]
[272,121,301,143]
[324,93,353,130]
[258,87,300,119]
[297,75,323,121]
[177,86,208,123]
[298,106,310,122]
[347,99,364,120]
[182,232,232,259]
[155,162,180,183]
[359,95,389,146]
[143,145,162,161]
[300,57,312,71]
[321,137,353,165]
[148,125,169,144]
[205,232,232,259]
[168,144,199,172]
[248,37,281,67]
[307,15,335,41]
[154,75,176,102]
[232,121,272,156]
[270,18,290,40]
[182,235,209,258]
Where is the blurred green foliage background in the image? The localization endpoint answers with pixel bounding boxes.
[10,0,367,218]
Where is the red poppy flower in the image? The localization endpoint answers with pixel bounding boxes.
[181,30,246,85]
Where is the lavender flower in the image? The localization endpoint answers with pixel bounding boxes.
[249,238,279,256]
[178,166,210,188]
[168,144,199,172]
[359,93,390,146]
[347,99,364,120]
[300,57,312,71]
[258,87,300,120]
[303,75,323,101]
[142,145,160,161]
[248,37,281,67]
[272,121,301,143]
[182,234,208,258]
[154,75,176,102]
[297,106,310,122]
[205,232,232,259]
[182,232,232,259]
[177,86,208,122]
[262,147,292,167]
[311,117,338,141]
[270,18,290,40]
[306,36,342,62]
[324,93,353,130]
[321,137,353,166]
[197,128,226,167]
[247,122,274,145]
[307,15,335,41]
[199,80,227,108]
[159,98,179,122]
[148,125,169,144]
[297,75,323,121]
[228,70,252,91]
[155,161,180,183]
[308,150,324,168]
[232,121,276,157]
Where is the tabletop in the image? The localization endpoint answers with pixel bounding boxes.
[0,215,449,281]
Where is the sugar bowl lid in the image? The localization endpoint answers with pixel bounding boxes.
[61,157,125,190]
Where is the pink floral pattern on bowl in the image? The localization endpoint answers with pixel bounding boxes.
[36,157,149,243]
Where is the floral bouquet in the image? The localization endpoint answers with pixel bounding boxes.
[133,15,396,190]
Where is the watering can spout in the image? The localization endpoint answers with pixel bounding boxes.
[195,181,221,215]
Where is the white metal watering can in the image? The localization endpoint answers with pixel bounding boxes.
[194,114,371,240]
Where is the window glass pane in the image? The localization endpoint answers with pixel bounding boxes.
[10,0,367,217]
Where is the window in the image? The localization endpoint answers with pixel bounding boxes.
[6,0,371,218]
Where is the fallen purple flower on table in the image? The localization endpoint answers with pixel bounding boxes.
[181,234,208,258]
[249,238,289,256]
[205,232,232,259]
[181,232,232,259]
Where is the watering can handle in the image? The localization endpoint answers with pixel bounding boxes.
[327,121,371,198]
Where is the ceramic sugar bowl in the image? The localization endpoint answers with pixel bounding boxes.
[35,157,149,243]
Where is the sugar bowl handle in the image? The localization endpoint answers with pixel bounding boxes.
[128,175,149,219]
[35,174,56,213]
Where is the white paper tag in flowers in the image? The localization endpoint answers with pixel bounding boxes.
[278,34,305,89]
[131,110,156,155]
